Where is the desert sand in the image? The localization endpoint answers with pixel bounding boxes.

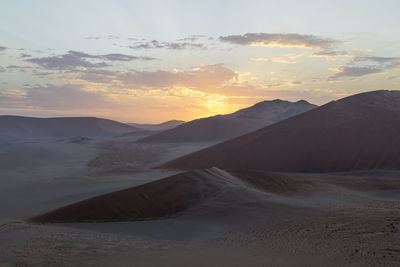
[1,168,399,266]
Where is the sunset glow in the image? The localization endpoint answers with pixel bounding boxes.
[1,0,400,123]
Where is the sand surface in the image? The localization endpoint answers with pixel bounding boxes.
[1,164,400,266]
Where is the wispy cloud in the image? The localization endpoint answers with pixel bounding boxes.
[27,50,154,70]
[0,89,26,107]
[311,50,353,59]
[27,52,108,70]
[67,50,155,62]
[252,53,305,64]
[19,53,32,58]
[219,33,345,49]
[353,56,400,63]
[176,35,208,42]
[329,66,382,80]
[75,64,238,93]
[328,56,400,80]
[288,81,303,86]
[129,40,207,50]
[6,65,33,73]
[86,36,101,40]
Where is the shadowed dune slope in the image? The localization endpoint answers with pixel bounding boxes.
[29,169,229,223]
[160,90,400,172]
[30,168,313,223]
[136,99,316,143]
[0,116,139,141]
[29,167,400,223]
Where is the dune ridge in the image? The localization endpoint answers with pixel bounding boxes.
[160,90,400,172]
[136,99,316,143]
[28,167,400,223]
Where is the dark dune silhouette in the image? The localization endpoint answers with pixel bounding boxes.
[136,99,316,143]
[160,90,400,172]
[0,115,139,141]
[29,167,400,223]
[128,120,185,131]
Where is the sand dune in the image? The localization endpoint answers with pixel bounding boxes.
[161,90,400,172]
[0,116,139,142]
[28,167,400,223]
[136,99,316,143]
[29,169,228,223]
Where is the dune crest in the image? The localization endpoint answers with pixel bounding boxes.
[136,99,316,143]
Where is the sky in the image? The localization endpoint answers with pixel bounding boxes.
[1,0,400,123]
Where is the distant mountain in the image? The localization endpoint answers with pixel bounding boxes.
[136,99,316,143]
[0,116,139,142]
[160,90,400,173]
[128,120,185,131]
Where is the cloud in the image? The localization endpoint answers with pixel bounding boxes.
[27,52,108,70]
[19,53,32,58]
[0,45,6,51]
[353,56,400,63]
[176,35,207,42]
[32,70,54,76]
[76,69,118,83]
[0,89,26,107]
[121,64,236,89]
[328,56,400,80]
[289,81,303,86]
[219,33,345,49]
[107,35,120,40]
[101,53,154,61]
[76,64,238,93]
[86,36,101,40]
[129,40,207,50]
[27,50,154,70]
[67,50,155,61]
[25,84,111,109]
[311,50,353,59]
[253,53,304,64]
[6,65,33,73]
[0,66,5,73]
[328,66,384,81]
